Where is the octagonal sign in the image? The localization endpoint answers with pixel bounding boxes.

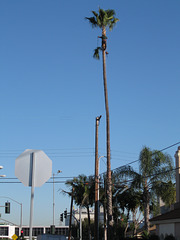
[15,149,52,187]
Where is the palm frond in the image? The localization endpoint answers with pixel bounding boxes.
[98,8,107,26]
[109,17,119,31]
[106,9,116,18]
[86,8,119,31]
[93,47,101,59]
[61,189,72,197]
[92,11,98,18]
[85,17,97,27]
[99,8,106,20]
[139,146,153,176]
[131,174,144,189]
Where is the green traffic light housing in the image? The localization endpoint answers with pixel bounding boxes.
[60,213,63,222]
[64,210,67,218]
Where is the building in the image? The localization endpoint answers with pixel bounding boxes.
[0,225,69,239]
[65,206,104,226]
[150,146,180,240]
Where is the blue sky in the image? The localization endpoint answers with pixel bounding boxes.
[0,0,180,227]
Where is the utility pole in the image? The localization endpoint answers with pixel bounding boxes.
[94,115,102,240]
[53,170,62,227]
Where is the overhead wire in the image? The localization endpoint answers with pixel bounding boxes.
[110,141,180,173]
[0,141,179,184]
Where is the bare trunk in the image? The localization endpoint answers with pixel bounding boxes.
[68,188,74,240]
[144,180,150,233]
[144,200,150,232]
[102,26,113,240]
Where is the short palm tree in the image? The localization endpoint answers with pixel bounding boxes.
[116,146,175,233]
[66,175,94,240]
[86,9,119,239]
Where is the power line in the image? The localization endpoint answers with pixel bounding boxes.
[0,141,179,185]
[110,141,180,173]
[0,166,178,185]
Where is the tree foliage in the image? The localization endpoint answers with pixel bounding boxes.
[115,146,175,233]
[86,8,119,30]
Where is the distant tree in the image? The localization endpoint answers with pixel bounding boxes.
[116,146,175,233]
[114,185,143,237]
[66,175,94,240]
[86,9,119,239]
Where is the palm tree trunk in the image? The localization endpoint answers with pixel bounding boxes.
[144,198,150,232]
[144,180,150,233]
[102,26,113,240]
[68,188,74,240]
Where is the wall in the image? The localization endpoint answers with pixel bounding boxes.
[175,222,180,240]
[159,223,175,240]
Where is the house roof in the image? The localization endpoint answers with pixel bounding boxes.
[150,207,180,222]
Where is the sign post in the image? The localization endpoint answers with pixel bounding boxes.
[15,149,52,240]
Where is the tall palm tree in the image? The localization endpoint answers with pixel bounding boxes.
[86,9,119,239]
[116,146,175,233]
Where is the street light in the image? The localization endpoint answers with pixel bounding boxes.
[0,196,22,235]
[0,166,5,177]
[53,170,62,226]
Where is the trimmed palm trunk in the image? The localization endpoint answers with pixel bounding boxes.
[101,26,113,238]
[86,9,119,239]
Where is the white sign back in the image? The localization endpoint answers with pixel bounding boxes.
[15,149,52,187]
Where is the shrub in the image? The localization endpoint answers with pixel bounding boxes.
[164,234,175,240]
[149,234,160,240]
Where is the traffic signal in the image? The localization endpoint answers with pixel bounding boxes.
[5,202,10,214]
[60,213,63,222]
[50,225,55,234]
[20,230,24,239]
[64,209,67,218]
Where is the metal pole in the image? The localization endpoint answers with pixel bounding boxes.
[104,178,107,240]
[80,206,82,240]
[20,203,22,235]
[95,115,101,240]
[52,170,61,227]
[53,173,55,226]
[0,196,23,235]
[29,152,35,240]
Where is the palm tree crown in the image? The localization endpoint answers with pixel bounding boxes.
[86,9,119,30]
[86,9,119,60]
